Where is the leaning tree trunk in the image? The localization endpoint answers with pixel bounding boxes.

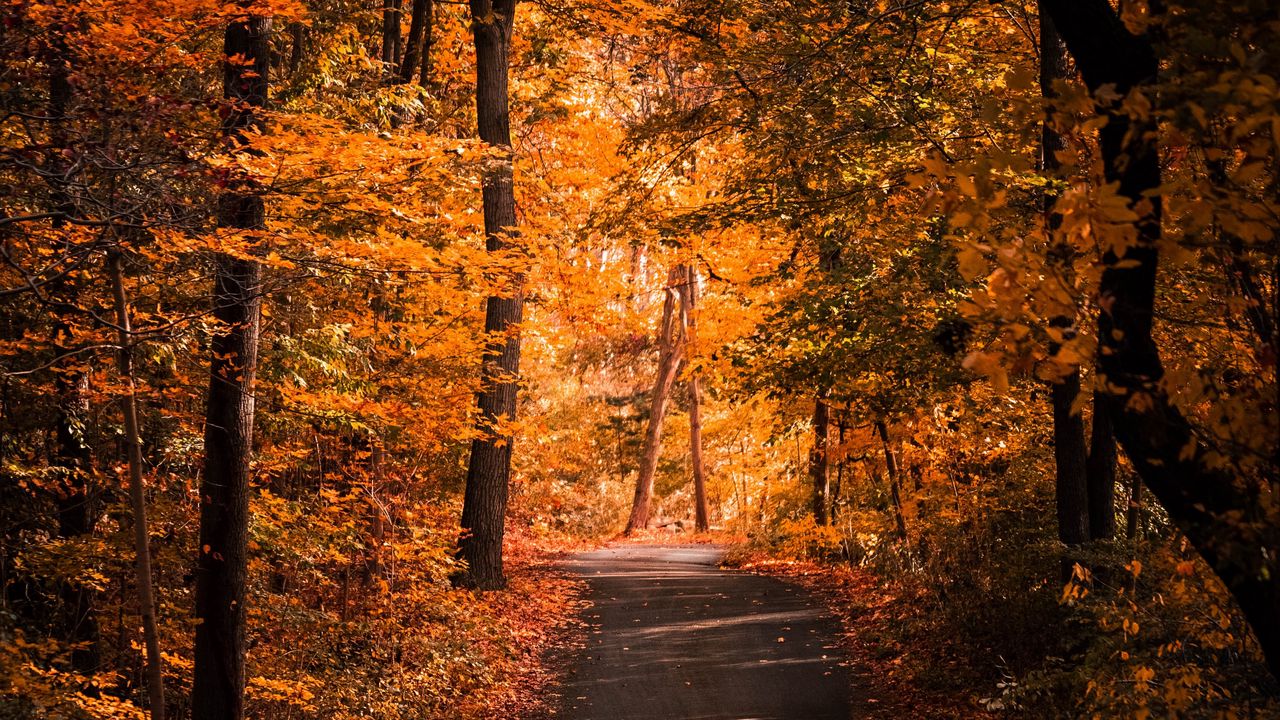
[678,264,709,532]
[108,251,165,720]
[1044,0,1280,678]
[624,266,685,534]
[876,420,908,540]
[1039,2,1090,547]
[192,17,270,720]
[456,0,521,590]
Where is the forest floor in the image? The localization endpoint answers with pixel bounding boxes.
[556,543,850,720]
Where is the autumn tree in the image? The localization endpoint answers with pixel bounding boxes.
[679,264,710,532]
[1040,0,1280,676]
[625,266,685,533]
[456,0,522,590]
[193,16,271,720]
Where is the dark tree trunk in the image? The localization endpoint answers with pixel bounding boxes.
[193,17,270,720]
[876,420,907,540]
[45,12,102,677]
[1086,391,1118,539]
[832,415,847,521]
[1050,373,1090,545]
[1039,2,1090,547]
[456,0,520,590]
[1043,0,1280,678]
[399,0,434,85]
[53,368,99,674]
[381,0,403,74]
[809,394,830,525]
[1125,472,1144,540]
[624,266,684,535]
[288,23,305,76]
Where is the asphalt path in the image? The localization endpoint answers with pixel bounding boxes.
[561,544,851,720]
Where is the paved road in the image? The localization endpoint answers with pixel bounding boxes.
[561,544,850,720]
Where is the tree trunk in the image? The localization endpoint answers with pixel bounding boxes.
[455,0,521,590]
[367,440,387,582]
[809,394,830,525]
[400,0,434,85]
[876,420,907,540]
[832,416,847,521]
[678,265,709,532]
[1050,372,1090,545]
[1126,472,1143,540]
[1044,0,1280,678]
[381,0,403,74]
[193,17,270,720]
[1039,2,1091,547]
[624,266,684,534]
[108,252,165,720]
[1086,391,1118,539]
[288,23,305,76]
[45,23,101,675]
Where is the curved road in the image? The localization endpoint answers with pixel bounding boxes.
[561,544,851,720]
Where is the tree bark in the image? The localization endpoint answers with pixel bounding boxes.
[288,23,305,76]
[381,0,403,74]
[624,266,684,534]
[108,252,165,720]
[1039,2,1091,547]
[1043,0,1280,678]
[1126,471,1144,540]
[1086,391,1118,539]
[1050,371,1090,545]
[876,420,907,540]
[45,18,101,675]
[832,415,847,521]
[678,265,709,532]
[809,393,830,525]
[193,16,269,720]
[455,0,521,590]
[400,0,434,85]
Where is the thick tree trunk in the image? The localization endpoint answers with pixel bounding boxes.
[624,266,684,534]
[1043,0,1280,678]
[678,265,709,532]
[193,17,269,720]
[108,252,165,720]
[876,420,907,540]
[809,394,830,525]
[1086,391,1118,539]
[400,0,433,85]
[456,0,521,590]
[1040,3,1091,547]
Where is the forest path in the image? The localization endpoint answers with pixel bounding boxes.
[560,544,851,720]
